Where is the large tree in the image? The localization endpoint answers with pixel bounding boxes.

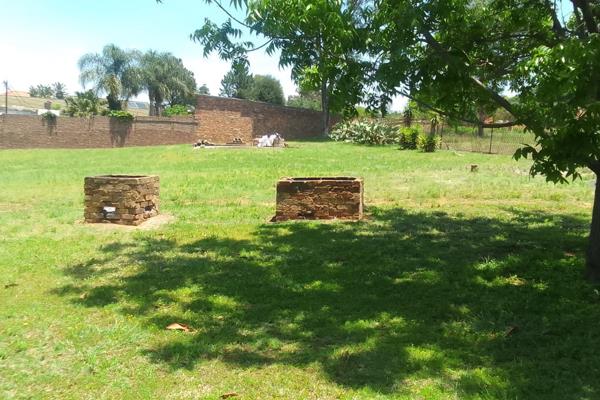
[287,89,321,111]
[78,44,142,110]
[219,59,254,98]
[140,51,197,115]
[249,74,285,105]
[198,84,211,95]
[192,0,366,134]
[368,0,600,280]
[28,84,54,98]
[52,82,67,99]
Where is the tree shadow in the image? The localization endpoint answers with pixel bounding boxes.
[54,207,600,398]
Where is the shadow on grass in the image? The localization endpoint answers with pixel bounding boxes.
[55,207,600,398]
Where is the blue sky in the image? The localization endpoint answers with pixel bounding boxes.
[2,0,573,111]
[0,0,299,101]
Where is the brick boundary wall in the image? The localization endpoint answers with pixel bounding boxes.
[0,115,198,149]
[196,95,337,144]
[0,96,335,149]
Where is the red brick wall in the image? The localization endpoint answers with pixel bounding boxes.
[0,97,332,149]
[0,115,198,149]
[196,95,333,144]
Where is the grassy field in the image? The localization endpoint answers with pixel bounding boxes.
[1,142,599,399]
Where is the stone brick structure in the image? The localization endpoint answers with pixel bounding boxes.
[273,177,364,221]
[196,95,338,144]
[0,115,198,149]
[84,175,159,226]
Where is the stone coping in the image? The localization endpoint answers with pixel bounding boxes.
[280,177,362,182]
[85,174,159,184]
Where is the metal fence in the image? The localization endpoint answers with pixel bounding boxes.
[387,119,536,155]
[437,125,536,155]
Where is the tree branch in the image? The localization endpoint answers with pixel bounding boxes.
[397,89,520,128]
[575,0,598,34]
[545,0,566,38]
[212,0,254,30]
[588,161,600,174]
[246,38,275,52]
[571,2,588,39]
[420,30,517,119]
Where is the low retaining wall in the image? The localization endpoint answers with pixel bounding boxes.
[0,115,198,149]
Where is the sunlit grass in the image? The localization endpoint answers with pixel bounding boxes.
[0,142,598,399]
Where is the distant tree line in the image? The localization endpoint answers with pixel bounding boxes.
[219,60,285,105]
[29,82,68,99]
[67,43,318,117]
[77,44,205,116]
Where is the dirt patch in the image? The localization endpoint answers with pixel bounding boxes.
[79,214,175,231]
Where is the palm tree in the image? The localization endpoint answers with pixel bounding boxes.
[140,51,196,115]
[78,44,141,111]
[64,90,106,117]
[52,82,67,99]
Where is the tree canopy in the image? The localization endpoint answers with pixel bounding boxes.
[140,51,197,115]
[64,90,106,117]
[248,74,285,105]
[219,59,254,99]
[193,0,366,133]
[28,83,67,99]
[78,44,142,110]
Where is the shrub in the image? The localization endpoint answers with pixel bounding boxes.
[104,110,134,121]
[418,135,439,152]
[329,119,398,145]
[162,105,191,116]
[399,127,420,149]
[65,90,106,117]
[41,111,57,123]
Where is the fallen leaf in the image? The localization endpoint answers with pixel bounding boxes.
[79,293,87,299]
[166,323,192,332]
[505,325,519,337]
[220,393,239,399]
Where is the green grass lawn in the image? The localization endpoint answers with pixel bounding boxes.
[1,142,599,399]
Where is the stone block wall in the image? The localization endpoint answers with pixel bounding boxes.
[84,175,159,226]
[273,177,364,221]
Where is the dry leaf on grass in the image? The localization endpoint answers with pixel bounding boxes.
[220,393,239,399]
[166,323,193,332]
[505,325,519,337]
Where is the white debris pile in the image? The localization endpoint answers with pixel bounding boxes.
[256,133,285,147]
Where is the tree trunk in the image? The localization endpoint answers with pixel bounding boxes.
[586,163,600,282]
[321,79,330,136]
[477,124,484,137]
[107,94,121,111]
[155,94,163,116]
[477,108,486,137]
